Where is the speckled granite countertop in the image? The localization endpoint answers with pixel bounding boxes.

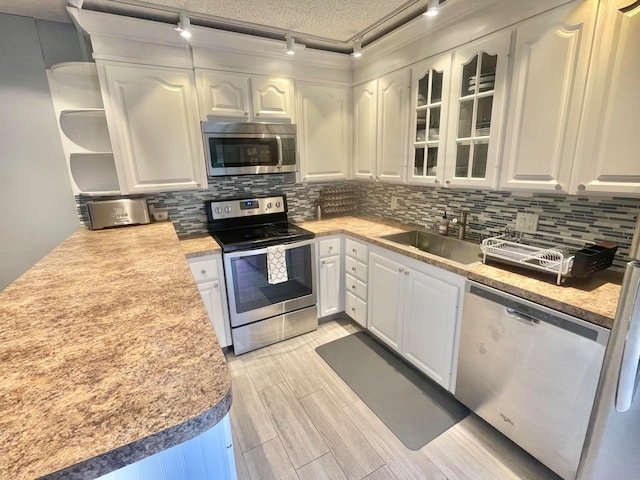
[0,222,231,480]
[178,232,221,258]
[296,216,622,329]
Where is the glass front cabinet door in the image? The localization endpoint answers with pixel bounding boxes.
[444,31,511,188]
[408,54,452,185]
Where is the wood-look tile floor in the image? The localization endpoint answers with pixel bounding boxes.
[226,319,561,480]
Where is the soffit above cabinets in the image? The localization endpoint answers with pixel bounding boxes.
[0,0,453,54]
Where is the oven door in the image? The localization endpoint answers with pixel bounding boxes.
[223,239,316,327]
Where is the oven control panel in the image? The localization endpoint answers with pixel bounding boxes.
[208,195,287,220]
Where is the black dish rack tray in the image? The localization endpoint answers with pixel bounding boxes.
[318,185,359,217]
[481,232,617,285]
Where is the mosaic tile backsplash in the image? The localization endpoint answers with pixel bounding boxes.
[77,176,640,270]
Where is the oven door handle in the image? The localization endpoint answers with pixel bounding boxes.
[276,135,283,170]
[223,238,316,259]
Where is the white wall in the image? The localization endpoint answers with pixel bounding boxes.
[0,13,80,290]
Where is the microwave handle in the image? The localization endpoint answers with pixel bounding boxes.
[276,135,283,170]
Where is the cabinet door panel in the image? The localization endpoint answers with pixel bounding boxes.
[368,253,403,351]
[408,54,452,185]
[402,269,459,389]
[445,32,510,189]
[297,84,351,182]
[196,70,250,120]
[377,70,410,183]
[574,0,640,194]
[198,280,231,348]
[319,255,341,317]
[353,80,377,180]
[100,62,206,193]
[250,77,294,120]
[502,2,596,192]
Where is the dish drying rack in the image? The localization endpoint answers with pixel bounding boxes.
[481,231,617,285]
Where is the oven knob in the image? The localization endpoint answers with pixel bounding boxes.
[214,207,222,214]
[224,206,232,213]
[276,201,281,208]
[267,202,272,209]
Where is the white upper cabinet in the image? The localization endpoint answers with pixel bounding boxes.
[196,70,295,123]
[408,53,452,185]
[196,70,251,119]
[444,31,511,189]
[296,83,352,182]
[377,69,411,183]
[98,61,207,194]
[572,0,640,195]
[501,1,597,193]
[353,80,378,181]
[250,77,295,121]
[352,72,410,183]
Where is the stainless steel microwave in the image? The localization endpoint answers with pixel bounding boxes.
[202,122,297,176]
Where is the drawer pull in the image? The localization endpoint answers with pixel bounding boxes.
[351,307,356,311]
[352,285,356,289]
[201,269,206,274]
[352,248,357,253]
[213,282,219,288]
[352,267,356,272]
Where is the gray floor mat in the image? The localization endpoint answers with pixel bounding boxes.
[316,331,469,450]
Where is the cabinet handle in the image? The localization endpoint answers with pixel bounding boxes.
[201,269,206,274]
[578,184,586,191]
[256,112,261,116]
[352,267,356,272]
[404,271,409,276]
[555,183,563,191]
[351,307,356,312]
[434,179,440,184]
[352,285,356,289]
[352,248,357,253]
[244,111,249,116]
[321,261,326,265]
[445,179,451,185]
[399,268,404,273]
[213,282,219,288]
[329,246,333,250]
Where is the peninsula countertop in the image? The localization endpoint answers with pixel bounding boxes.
[0,222,231,480]
[296,216,622,329]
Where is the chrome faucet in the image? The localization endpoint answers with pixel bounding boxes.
[451,211,469,240]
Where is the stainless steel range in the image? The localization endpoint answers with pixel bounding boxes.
[207,195,317,354]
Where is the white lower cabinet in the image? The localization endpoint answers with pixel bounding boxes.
[368,252,404,350]
[344,238,369,327]
[317,237,343,318]
[188,255,232,348]
[96,414,236,480]
[368,247,464,391]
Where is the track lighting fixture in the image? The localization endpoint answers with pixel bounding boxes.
[352,38,362,58]
[286,35,295,55]
[424,0,439,17]
[175,12,191,39]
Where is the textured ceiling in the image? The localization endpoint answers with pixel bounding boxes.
[0,0,438,53]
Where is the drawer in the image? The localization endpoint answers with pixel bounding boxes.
[345,256,367,282]
[188,256,220,282]
[318,237,341,258]
[345,291,367,328]
[345,238,368,261]
[345,273,367,301]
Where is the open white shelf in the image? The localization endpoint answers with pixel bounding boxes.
[47,62,120,196]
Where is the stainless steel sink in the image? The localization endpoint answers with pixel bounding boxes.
[379,230,482,266]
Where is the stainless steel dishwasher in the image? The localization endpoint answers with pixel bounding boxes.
[455,281,610,480]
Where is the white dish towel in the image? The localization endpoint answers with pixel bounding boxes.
[267,245,288,284]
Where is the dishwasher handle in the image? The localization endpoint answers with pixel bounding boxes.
[506,307,540,325]
[467,282,609,346]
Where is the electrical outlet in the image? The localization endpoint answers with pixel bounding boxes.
[390,196,398,210]
[515,213,539,232]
